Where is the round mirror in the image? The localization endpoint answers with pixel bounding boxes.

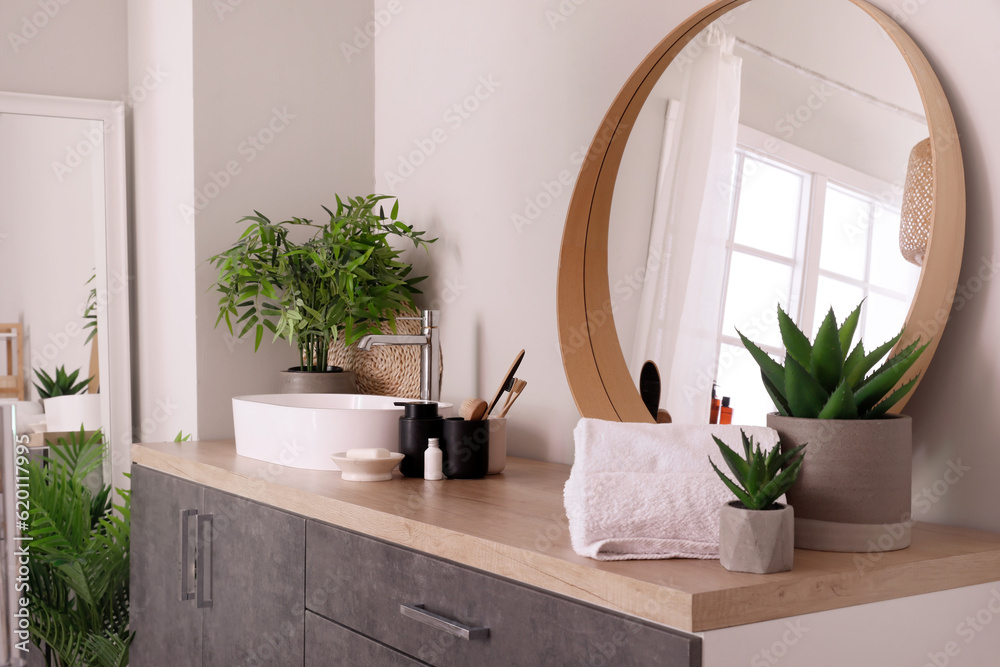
[557,0,964,424]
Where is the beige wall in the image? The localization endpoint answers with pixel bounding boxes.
[372,0,1000,534]
[128,0,377,442]
[191,0,376,439]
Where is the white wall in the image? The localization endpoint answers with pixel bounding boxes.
[373,0,1000,535]
[0,0,127,100]
[127,0,376,442]
[128,0,198,443]
[0,114,100,396]
[191,0,376,439]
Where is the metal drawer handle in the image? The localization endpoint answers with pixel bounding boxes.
[196,513,214,608]
[400,603,489,641]
[179,509,197,601]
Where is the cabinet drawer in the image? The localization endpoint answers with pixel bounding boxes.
[306,611,426,667]
[306,521,700,667]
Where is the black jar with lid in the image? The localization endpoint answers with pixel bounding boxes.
[396,401,443,478]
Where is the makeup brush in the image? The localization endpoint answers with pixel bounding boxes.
[459,397,488,421]
[497,379,526,418]
[484,350,525,418]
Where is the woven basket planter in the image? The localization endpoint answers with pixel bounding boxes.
[327,315,442,398]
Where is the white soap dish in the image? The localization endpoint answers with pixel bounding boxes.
[331,449,404,482]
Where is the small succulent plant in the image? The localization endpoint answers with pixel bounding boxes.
[710,430,806,511]
[738,302,928,420]
[33,366,93,399]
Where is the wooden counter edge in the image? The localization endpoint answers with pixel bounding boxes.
[131,443,1000,633]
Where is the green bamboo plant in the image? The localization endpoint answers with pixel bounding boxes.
[209,194,434,371]
[737,302,928,420]
[709,430,806,510]
[25,428,132,667]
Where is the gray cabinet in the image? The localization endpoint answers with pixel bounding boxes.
[305,611,426,667]
[130,465,204,666]
[132,465,700,666]
[130,466,305,666]
[201,488,305,666]
[305,521,701,667]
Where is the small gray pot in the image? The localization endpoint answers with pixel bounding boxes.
[719,501,794,574]
[768,413,912,553]
[279,368,357,394]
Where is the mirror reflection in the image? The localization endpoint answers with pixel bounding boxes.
[0,112,106,440]
[609,0,929,425]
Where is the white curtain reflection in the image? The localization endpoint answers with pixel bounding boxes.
[630,25,742,424]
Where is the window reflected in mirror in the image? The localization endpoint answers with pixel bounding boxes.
[716,139,921,425]
[608,0,928,425]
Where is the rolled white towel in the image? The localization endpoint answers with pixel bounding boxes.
[564,418,780,561]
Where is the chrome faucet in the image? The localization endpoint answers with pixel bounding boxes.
[357,310,440,402]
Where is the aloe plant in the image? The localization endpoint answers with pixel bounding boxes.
[737,302,928,420]
[709,430,806,510]
[33,366,93,399]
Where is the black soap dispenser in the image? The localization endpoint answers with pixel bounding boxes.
[395,401,443,478]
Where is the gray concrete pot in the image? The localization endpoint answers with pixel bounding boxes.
[767,413,912,553]
[719,502,794,574]
[279,367,357,394]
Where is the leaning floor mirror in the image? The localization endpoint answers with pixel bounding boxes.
[0,91,132,487]
[558,0,964,424]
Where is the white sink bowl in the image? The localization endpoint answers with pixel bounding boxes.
[232,394,453,471]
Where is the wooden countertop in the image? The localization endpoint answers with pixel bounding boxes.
[132,440,1000,633]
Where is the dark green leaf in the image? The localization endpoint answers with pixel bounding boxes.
[737,330,785,397]
[777,305,812,368]
[785,356,829,418]
[818,380,858,419]
[838,301,862,356]
[810,308,844,393]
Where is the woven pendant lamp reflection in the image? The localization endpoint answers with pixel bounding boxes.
[899,138,933,266]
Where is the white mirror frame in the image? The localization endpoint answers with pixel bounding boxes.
[0,91,132,483]
[557,0,965,422]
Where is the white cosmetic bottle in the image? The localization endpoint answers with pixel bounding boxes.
[424,437,443,481]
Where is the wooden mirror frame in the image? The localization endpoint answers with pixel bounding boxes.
[557,0,965,422]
